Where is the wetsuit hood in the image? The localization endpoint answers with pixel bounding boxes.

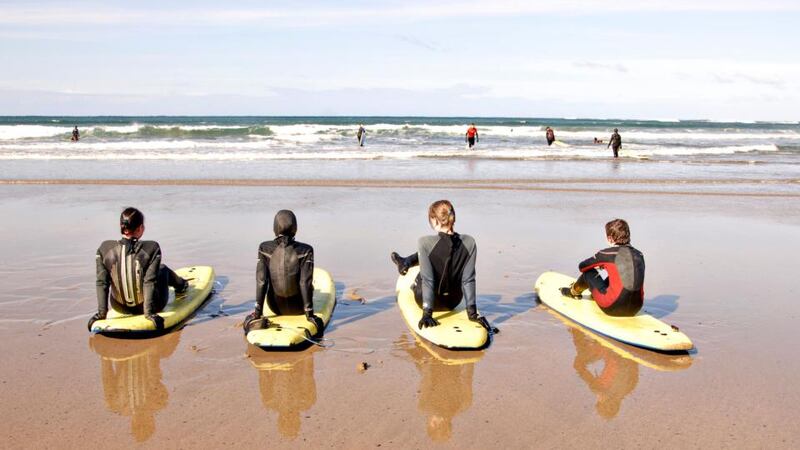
[273,209,297,238]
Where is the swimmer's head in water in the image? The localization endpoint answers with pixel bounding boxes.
[605,218,630,245]
[120,207,144,236]
[428,200,455,232]
[273,209,298,237]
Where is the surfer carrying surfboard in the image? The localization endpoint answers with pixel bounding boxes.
[357,124,366,147]
[89,207,189,331]
[560,219,645,316]
[245,210,324,334]
[390,200,497,333]
[545,127,555,146]
[465,124,479,148]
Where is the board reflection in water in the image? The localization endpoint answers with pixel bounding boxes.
[564,318,692,419]
[249,347,319,439]
[396,333,484,442]
[88,333,180,442]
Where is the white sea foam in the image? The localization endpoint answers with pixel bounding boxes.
[2,122,798,143]
[0,125,71,140]
[0,140,780,161]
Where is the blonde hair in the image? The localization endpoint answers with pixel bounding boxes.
[428,200,455,230]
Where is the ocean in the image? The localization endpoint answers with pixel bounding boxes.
[2,116,799,185]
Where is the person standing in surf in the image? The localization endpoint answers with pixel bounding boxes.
[244,210,324,334]
[357,124,367,147]
[389,200,498,333]
[545,127,556,146]
[465,124,479,148]
[560,219,645,316]
[608,128,622,158]
[71,126,80,142]
[90,207,189,331]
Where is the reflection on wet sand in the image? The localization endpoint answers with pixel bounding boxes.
[396,333,484,442]
[248,347,319,439]
[570,328,639,419]
[88,333,180,442]
[552,311,692,419]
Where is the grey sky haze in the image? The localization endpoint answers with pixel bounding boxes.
[1,0,798,120]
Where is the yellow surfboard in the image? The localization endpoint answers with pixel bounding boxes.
[535,271,692,352]
[544,308,692,371]
[409,332,485,365]
[246,268,336,349]
[90,266,215,335]
[396,266,488,350]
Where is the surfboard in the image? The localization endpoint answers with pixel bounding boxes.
[534,271,693,352]
[553,140,569,147]
[90,266,215,335]
[246,268,336,349]
[544,308,692,371]
[410,331,484,365]
[396,266,488,350]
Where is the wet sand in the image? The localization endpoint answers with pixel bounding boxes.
[0,183,798,448]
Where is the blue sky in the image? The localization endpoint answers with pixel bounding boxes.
[1,0,799,120]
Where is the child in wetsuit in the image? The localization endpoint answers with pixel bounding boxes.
[90,207,188,331]
[244,210,324,333]
[561,219,645,316]
[390,200,497,333]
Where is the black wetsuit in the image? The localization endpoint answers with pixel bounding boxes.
[573,244,645,316]
[255,236,314,316]
[403,232,478,316]
[546,130,555,146]
[95,238,184,316]
[608,132,622,157]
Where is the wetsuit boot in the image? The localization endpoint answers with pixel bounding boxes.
[391,252,419,275]
[561,274,590,299]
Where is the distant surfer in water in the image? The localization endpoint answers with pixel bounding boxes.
[89,207,188,331]
[593,137,604,144]
[71,126,80,142]
[357,124,366,147]
[244,210,324,334]
[545,127,555,146]
[608,128,622,158]
[389,200,498,333]
[465,123,479,148]
[560,219,645,316]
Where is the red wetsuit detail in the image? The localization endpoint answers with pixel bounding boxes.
[580,261,623,309]
[466,127,477,138]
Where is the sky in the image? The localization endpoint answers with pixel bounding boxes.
[1,0,799,120]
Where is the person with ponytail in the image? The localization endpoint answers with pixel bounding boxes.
[90,207,188,331]
[390,200,497,333]
[244,210,323,334]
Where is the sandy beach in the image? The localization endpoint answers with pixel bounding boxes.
[0,182,798,448]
